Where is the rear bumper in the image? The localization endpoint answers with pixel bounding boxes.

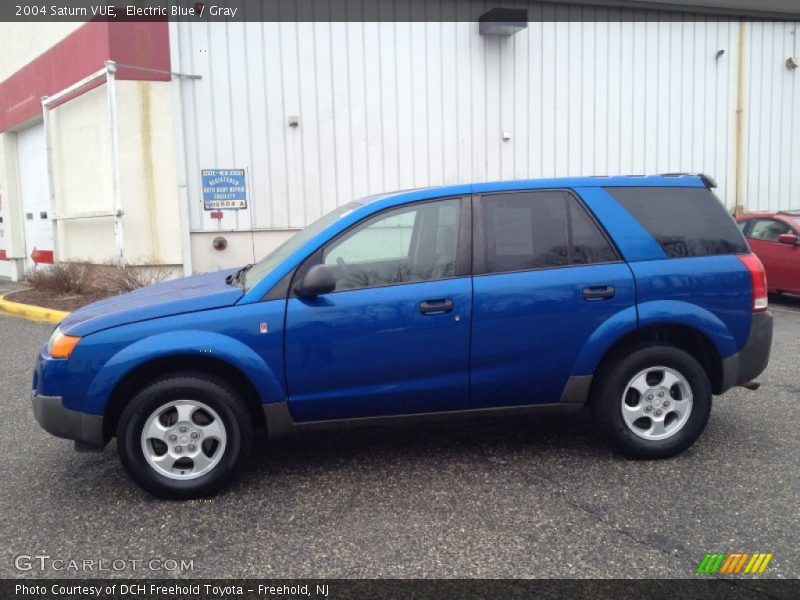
[720,311,773,393]
[31,392,105,447]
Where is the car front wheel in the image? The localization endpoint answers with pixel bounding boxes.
[591,345,712,459]
[116,373,253,499]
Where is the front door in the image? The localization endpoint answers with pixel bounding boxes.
[470,190,636,408]
[284,197,472,422]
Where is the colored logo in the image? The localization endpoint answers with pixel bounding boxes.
[696,552,773,575]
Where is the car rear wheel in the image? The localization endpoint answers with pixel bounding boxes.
[117,373,253,499]
[591,345,712,458]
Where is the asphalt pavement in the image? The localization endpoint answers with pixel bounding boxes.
[1,297,799,579]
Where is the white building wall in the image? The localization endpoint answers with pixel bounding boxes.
[0,133,23,279]
[49,81,183,266]
[744,20,800,212]
[173,11,799,272]
[0,22,83,280]
[0,23,83,81]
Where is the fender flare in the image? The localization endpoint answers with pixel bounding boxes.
[570,305,639,376]
[571,300,736,378]
[82,330,285,416]
[636,300,738,358]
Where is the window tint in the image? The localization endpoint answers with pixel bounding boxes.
[482,191,569,273]
[605,187,749,258]
[569,197,618,265]
[747,219,791,242]
[479,191,618,274]
[323,198,460,291]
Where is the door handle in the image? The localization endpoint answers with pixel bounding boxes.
[582,285,615,301]
[419,299,454,315]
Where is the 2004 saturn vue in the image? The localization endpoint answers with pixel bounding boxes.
[32,175,773,498]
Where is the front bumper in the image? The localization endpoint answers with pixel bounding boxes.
[720,311,773,393]
[31,392,105,447]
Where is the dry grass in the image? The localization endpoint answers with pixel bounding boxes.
[26,262,171,296]
[87,263,172,294]
[25,263,88,295]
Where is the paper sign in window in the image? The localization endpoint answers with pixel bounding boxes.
[493,207,533,256]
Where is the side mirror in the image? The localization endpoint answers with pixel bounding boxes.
[778,233,799,245]
[295,264,336,297]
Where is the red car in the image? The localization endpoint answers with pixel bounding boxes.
[736,210,800,295]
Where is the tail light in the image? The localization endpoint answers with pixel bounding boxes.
[738,254,768,312]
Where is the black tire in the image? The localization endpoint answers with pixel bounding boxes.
[116,372,253,500]
[591,344,712,459]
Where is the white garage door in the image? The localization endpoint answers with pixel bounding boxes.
[17,123,54,271]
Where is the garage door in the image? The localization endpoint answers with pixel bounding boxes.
[17,123,54,271]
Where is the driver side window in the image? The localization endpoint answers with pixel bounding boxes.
[323,198,461,291]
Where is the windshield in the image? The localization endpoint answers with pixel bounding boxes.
[243,202,361,291]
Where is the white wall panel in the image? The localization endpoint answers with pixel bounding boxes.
[176,8,800,232]
[744,20,800,212]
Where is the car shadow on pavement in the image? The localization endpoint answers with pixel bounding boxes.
[38,407,620,505]
[239,408,608,482]
[770,292,800,310]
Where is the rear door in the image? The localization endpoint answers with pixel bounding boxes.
[470,190,636,408]
[284,197,472,421]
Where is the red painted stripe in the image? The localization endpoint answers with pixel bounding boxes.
[0,20,170,132]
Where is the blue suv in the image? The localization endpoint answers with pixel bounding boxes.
[32,175,772,498]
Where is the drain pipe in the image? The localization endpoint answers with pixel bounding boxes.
[733,20,746,217]
[168,21,194,277]
[105,61,125,263]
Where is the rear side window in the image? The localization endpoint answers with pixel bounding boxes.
[605,187,748,258]
[478,190,618,274]
[570,198,619,265]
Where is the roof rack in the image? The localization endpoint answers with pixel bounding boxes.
[659,172,717,188]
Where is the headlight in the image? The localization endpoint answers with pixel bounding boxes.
[47,326,81,359]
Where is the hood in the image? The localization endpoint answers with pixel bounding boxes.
[59,269,244,337]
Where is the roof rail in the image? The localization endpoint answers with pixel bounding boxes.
[659,172,718,188]
[777,210,800,216]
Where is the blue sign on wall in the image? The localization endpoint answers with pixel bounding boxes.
[202,169,247,210]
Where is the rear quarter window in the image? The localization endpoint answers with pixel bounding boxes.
[605,187,749,258]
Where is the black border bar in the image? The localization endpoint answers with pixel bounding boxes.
[4,579,800,600]
[3,0,800,23]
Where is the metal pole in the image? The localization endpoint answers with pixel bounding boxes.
[168,21,194,277]
[41,66,108,108]
[105,61,125,263]
[41,97,59,265]
[733,20,747,217]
